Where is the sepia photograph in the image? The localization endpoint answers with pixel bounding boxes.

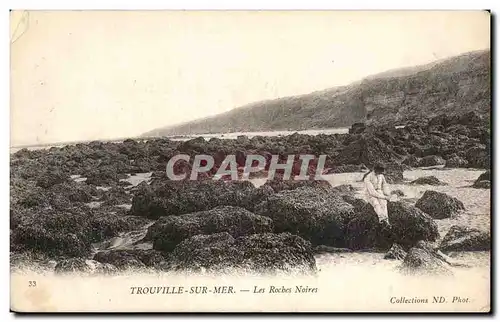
[9,10,491,312]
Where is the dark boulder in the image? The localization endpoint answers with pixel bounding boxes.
[419,155,446,167]
[402,155,422,168]
[255,187,355,247]
[457,111,484,126]
[35,169,69,189]
[388,201,439,248]
[384,243,407,260]
[130,180,270,219]
[399,246,452,275]
[341,195,390,250]
[439,225,490,252]
[465,146,490,169]
[349,123,366,134]
[428,113,450,127]
[144,206,273,252]
[15,185,50,208]
[445,155,468,168]
[89,213,142,242]
[85,166,128,186]
[177,136,208,154]
[410,176,447,186]
[236,135,250,144]
[241,185,276,209]
[475,170,491,182]
[415,191,465,219]
[98,186,132,206]
[93,249,168,269]
[10,210,94,258]
[49,181,97,203]
[384,163,405,184]
[165,232,317,274]
[335,135,402,167]
[472,171,491,189]
[10,207,140,259]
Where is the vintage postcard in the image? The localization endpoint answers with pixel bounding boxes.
[10,10,491,313]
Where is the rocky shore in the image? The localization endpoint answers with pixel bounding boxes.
[10,111,491,275]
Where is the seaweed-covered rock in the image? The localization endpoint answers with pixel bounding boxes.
[98,186,132,206]
[465,146,490,169]
[419,155,446,167]
[439,225,490,252]
[7,115,491,187]
[399,246,452,275]
[415,191,465,219]
[255,187,355,247]
[85,166,128,186]
[54,258,117,275]
[341,195,389,250]
[15,184,49,208]
[402,155,422,167]
[165,232,316,274]
[445,155,468,168]
[130,180,269,219]
[10,210,94,258]
[349,123,366,134]
[93,249,168,269]
[35,169,69,188]
[49,181,97,203]
[335,135,402,168]
[144,206,273,252]
[388,201,439,248]
[475,170,491,182]
[10,207,140,258]
[90,213,140,242]
[472,171,491,189]
[410,176,447,186]
[384,243,407,260]
[473,180,491,189]
[262,178,331,193]
[238,185,276,210]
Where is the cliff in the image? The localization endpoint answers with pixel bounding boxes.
[144,49,490,136]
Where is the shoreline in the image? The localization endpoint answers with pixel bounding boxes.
[9,127,352,153]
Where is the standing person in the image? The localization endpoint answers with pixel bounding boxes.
[363,163,392,224]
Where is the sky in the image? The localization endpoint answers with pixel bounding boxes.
[10,10,490,146]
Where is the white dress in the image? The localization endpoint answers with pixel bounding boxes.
[363,172,390,222]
